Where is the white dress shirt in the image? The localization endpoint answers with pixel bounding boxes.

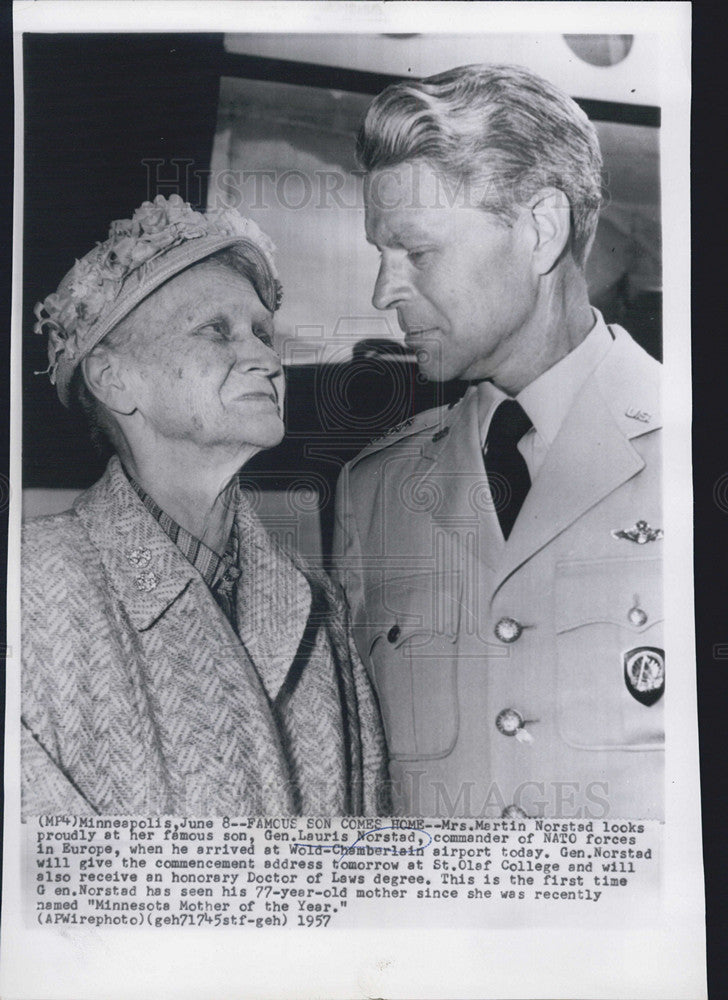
[477,309,615,482]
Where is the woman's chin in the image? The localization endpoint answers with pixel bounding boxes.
[241,414,286,452]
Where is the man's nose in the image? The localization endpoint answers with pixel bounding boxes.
[372,256,409,312]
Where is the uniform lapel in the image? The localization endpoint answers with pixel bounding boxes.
[419,387,505,573]
[492,374,645,596]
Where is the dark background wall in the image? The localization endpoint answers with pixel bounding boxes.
[23,33,225,488]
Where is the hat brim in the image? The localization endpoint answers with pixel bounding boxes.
[56,232,279,407]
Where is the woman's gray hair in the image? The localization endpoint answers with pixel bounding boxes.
[70,245,273,456]
[357,63,604,268]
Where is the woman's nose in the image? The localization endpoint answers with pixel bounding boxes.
[234,335,282,378]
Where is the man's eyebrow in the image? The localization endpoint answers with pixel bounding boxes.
[255,312,275,332]
[395,220,436,240]
[370,222,436,248]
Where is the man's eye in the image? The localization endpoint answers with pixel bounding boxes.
[253,327,274,348]
[407,249,432,266]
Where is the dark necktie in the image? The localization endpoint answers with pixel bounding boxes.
[484,399,533,539]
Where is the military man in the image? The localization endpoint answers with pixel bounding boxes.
[333,64,663,819]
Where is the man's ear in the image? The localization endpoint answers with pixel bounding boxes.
[527,187,573,275]
[82,347,136,416]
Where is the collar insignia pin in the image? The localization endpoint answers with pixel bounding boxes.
[625,407,651,423]
[612,520,663,544]
[431,426,450,443]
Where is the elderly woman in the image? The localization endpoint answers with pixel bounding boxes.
[23,195,387,816]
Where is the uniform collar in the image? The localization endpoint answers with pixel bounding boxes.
[477,308,614,447]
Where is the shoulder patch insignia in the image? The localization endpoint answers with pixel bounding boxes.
[624,646,664,705]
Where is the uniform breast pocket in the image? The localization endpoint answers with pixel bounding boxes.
[365,572,462,761]
[555,557,664,750]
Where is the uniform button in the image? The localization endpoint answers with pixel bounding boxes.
[628,596,648,627]
[502,804,529,819]
[495,708,525,736]
[494,617,523,643]
[387,625,401,644]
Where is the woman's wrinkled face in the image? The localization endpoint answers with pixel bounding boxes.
[118,262,285,456]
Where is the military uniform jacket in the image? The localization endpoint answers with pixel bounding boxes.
[22,456,388,817]
[333,324,663,819]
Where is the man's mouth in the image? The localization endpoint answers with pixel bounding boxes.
[403,327,439,342]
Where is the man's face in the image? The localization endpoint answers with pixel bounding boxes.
[118,262,285,456]
[364,160,537,383]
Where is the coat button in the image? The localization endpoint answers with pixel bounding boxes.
[495,708,525,736]
[502,804,529,819]
[494,617,523,643]
[387,625,401,644]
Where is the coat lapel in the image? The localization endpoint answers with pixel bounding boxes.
[233,493,312,704]
[76,458,312,704]
[73,458,306,813]
[492,375,645,596]
[74,456,197,630]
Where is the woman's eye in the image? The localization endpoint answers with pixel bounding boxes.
[197,320,229,340]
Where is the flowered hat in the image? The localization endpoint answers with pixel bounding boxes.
[34,194,283,407]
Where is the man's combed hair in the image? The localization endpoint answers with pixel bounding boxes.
[357,63,604,268]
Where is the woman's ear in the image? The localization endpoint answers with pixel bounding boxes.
[82,347,136,416]
[527,187,573,275]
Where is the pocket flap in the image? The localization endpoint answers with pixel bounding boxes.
[555,557,662,634]
[365,571,462,653]
[554,557,664,751]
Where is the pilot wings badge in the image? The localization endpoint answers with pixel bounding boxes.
[611,520,663,544]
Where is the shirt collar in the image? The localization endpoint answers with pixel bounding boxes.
[478,308,614,447]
